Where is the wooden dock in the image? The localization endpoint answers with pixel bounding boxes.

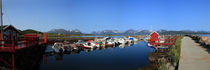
[0,34,47,70]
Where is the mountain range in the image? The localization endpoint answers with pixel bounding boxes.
[48,29,82,34]
[47,29,210,35]
[92,29,210,35]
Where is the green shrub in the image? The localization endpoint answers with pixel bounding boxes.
[159,58,168,70]
[168,36,184,63]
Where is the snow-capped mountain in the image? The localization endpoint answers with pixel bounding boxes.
[124,29,137,35]
[92,30,123,35]
[48,29,82,34]
[69,29,82,34]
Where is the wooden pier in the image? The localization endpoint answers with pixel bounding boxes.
[0,34,47,70]
[147,32,180,49]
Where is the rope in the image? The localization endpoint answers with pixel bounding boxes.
[2,3,12,25]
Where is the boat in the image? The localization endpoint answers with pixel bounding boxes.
[144,36,149,42]
[81,43,95,49]
[147,43,153,47]
[52,42,65,52]
[75,40,86,47]
[127,36,138,43]
[70,44,80,50]
[118,38,126,44]
[106,40,115,47]
[119,43,125,48]
[80,40,96,49]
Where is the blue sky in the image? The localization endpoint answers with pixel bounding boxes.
[2,0,210,33]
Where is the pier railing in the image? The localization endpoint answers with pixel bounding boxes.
[0,34,47,53]
[0,34,47,70]
[148,36,180,48]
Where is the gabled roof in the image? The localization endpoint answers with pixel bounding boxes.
[0,25,20,33]
[149,31,159,36]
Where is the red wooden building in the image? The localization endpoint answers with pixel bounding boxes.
[149,32,159,42]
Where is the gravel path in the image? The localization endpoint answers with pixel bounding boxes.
[178,37,210,70]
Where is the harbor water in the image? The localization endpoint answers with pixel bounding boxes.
[40,41,155,70]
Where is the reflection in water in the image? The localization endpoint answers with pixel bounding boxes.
[40,41,155,70]
[54,53,64,61]
[0,45,46,70]
[134,41,138,44]
[0,42,155,70]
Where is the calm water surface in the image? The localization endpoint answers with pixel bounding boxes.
[69,35,125,38]
[40,42,155,70]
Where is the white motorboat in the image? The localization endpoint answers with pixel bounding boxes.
[118,38,126,44]
[119,43,125,48]
[81,42,95,49]
[52,42,65,52]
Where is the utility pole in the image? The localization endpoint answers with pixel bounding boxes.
[0,0,3,47]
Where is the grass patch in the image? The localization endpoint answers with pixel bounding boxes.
[159,58,168,70]
[168,36,184,64]
[158,36,184,70]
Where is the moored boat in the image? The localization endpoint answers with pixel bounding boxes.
[52,42,65,52]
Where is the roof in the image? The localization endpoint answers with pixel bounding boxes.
[0,25,20,33]
[149,31,159,41]
[149,32,159,37]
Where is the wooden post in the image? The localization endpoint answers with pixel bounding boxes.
[44,33,47,44]
[12,53,15,70]
[12,40,15,52]
[24,40,27,48]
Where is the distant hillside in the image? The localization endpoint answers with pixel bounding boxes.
[20,29,43,35]
[91,29,210,35]
[91,30,123,35]
[48,29,82,34]
[20,29,210,35]
[91,29,151,35]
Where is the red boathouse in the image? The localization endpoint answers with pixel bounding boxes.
[149,32,159,42]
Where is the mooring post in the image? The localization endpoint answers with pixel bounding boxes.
[44,33,47,44]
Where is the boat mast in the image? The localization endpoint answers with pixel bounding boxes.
[0,0,3,47]
[150,25,153,32]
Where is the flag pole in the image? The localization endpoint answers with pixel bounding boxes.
[0,0,4,47]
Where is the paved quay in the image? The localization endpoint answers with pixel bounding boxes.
[178,37,210,70]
